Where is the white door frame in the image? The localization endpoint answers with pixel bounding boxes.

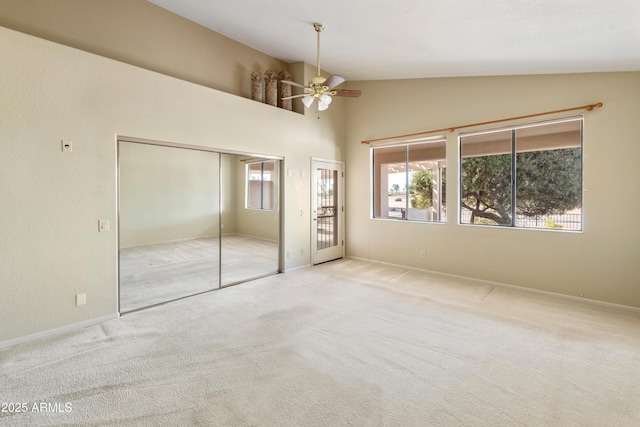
[311,158,345,265]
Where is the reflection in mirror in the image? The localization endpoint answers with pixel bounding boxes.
[118,141,220,312]
[118,141,281,312]
[220,155,280,287]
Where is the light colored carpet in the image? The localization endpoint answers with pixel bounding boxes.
[220,234,279,286]
[119,235,279,312]
[1,259,639,426]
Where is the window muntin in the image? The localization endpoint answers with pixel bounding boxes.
[459,118,582,230]
[372,139,446,222]
[246,160,275,210]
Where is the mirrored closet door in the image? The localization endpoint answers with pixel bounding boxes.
[220,154,280,287]
[118,141,221,312]
[118,140,281,313]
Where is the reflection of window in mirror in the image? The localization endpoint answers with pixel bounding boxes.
[246,160,275,210]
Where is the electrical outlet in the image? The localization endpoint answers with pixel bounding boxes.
[287,250,292,259]
[420,250,426,258]
[61,140,73,152]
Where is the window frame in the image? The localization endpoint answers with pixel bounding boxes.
[370,136,447,223]
[458,116,584,231]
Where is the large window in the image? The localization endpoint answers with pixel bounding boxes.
[459,118,582,230]
[246,160,275,210]
[372,138,446,222]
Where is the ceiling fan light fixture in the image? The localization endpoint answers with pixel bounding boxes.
[318,93,332,111]
[319,93,333,106]
[302,95,315,108]
[280,23,361,114]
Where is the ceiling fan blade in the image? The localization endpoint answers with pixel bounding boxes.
[281,94,307,100]
[281,80,307,89]
[333,89,362,98]
[323,74,346,90]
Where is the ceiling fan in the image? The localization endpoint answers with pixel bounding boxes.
[281,23,361,112]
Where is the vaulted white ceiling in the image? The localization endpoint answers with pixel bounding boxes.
[149,0,640,81]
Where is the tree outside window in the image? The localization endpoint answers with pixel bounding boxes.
[459,118,582,230]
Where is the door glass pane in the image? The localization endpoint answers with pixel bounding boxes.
[317,168,338,250]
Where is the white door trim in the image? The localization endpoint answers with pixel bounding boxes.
[311,158,345,265]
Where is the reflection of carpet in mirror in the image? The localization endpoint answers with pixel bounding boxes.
[119,235,278,312]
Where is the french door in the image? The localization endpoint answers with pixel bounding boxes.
[311,159,344,264]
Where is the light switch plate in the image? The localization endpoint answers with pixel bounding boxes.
[98,220,110,232]
[76,293,86,306]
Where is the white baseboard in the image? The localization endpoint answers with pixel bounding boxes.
[346,256,640,314]
[284,263,311,273]
[0,313,120,350]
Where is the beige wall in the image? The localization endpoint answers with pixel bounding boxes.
[0,26,345,343]
[0,0,289,99]
[344,72,640,308]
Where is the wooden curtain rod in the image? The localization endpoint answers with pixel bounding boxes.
[360,102,603,144]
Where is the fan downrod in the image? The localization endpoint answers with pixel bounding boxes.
[312,23,325,81]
